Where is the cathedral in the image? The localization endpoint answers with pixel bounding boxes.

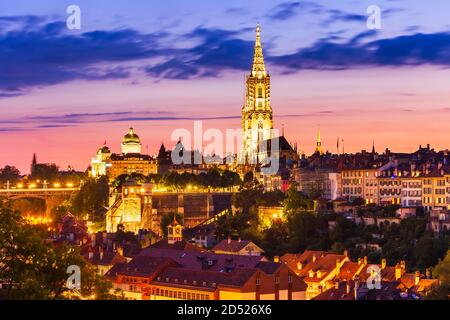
[241,24,274,164]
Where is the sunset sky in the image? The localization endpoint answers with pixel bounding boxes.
[1,0,450,173]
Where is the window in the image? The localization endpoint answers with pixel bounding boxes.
[256,278,261,286]
[258,87,263,98]
[288,275,292,284]
[275,276,280,284]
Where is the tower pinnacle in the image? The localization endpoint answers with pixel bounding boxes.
[315,127,324,155]
[252,24,266,77]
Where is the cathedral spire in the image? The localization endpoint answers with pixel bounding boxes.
[315,127,324,155]
[252,24,266,77]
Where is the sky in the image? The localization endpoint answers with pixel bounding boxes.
[0,0,450,173]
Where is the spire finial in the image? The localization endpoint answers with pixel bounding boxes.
[315,126,324,155]
[252,23,266,76]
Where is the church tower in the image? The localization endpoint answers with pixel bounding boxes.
[167,215,183,244]
[315,127,324,155]
[241,24,273,163]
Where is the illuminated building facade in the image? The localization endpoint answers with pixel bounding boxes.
[90,127,157,180]
[241,24,274,163]
[341,168,380,204]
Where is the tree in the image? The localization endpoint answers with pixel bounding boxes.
[287,211,325,252]
[30,163,59,181]
[71,176,109,221]
[283,184,313,216]
[0,165,21,184]
[0,200,111,299]
[426,251,450,300]
[260,221,289,258]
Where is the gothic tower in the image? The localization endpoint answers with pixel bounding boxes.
[241,24,273,163]
[315,127,324,155]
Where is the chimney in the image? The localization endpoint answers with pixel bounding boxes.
[336,259,341,274]
[335,281,339,290]
[238,237,241,243]
[312,255,317,262]
[297,262,303,270]
[363,256,368,266]
[88,249,94,260]
[395,263,403,280]
[400,260,406,271]
[414,271,420,286]
[274,256,279,263]
[354,280,359,300]
[381,258,386,270]
[344,250,348,258]
[117,245,124,256]
[358,258,362,265]
[426,269,431,279]
[346,283,351,295]
[227,236,231,244]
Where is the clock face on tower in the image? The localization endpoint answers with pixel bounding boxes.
[175,228,181,235]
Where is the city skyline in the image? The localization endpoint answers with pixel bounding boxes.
[1,0,450,173]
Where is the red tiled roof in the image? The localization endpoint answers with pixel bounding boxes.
[152,267,257,291]
[212,239,260,253]
[138,247,264,272]
[116,256,178,278]
[337,261,362,281]
[150,239,203,252]
[282,251,345,282]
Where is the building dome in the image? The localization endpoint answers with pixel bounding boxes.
[121,127,142,154]
[98,145,111,154]
[122,127,141,145]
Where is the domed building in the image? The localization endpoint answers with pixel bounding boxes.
[121,127,142,155]
[90,127,157,180]
[90,144,112,177]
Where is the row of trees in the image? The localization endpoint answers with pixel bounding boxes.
[113,169,242,191]
[0,164,84,186]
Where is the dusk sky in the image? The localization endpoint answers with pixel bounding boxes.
[1,0,450,173]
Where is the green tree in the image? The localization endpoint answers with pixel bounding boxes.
[426,251,450,300]
[71,176,109,221]
[0,201,112,299]
[260,220,289,258]
[283,184,313,215]
[30,163,59,181]
[0,165,21,184]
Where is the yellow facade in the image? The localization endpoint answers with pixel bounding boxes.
[241,24,273,163]
[422,176,447,211]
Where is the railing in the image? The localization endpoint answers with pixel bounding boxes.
[0,187,79,195]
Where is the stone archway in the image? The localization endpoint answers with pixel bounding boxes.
[10,194,68,216]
